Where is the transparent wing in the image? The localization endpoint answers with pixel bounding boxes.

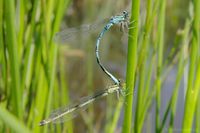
[49,102,83,124]
[53,19,108,44]
[48,86,120,124]
[48,93,101,124]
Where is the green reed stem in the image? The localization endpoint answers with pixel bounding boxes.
[122,0,140,132]
[155,0,166,132]
[4,0,22,119]
[107,100,123,133]
[0,0,6,87]
[168,18,190,133]
[182,0,200,131]
[17,0,25,61]
[135,0,155,132]
[196,94,200,131]
[43,0,71,132]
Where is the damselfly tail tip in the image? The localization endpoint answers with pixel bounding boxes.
[39,120,47,126]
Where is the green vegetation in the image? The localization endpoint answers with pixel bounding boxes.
[122,0,139,132]
[0,0,199,133]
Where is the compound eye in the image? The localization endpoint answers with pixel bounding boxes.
[123,11,127,15]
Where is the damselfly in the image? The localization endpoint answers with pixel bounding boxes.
[54,11,130,85]
[95,11,129,85]
[39,83,126,126]
[40,11,130,126]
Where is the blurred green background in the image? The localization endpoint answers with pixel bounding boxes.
[0,0,200,133]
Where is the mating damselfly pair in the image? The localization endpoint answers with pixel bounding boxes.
[39,11,130,126]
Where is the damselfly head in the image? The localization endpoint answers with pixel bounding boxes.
[122,10,129,19]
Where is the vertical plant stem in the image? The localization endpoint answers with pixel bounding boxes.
[135,0,154,132]
[17,0,25,61]
[43,0,71,132]
[122,0,140,132]
[186,2,199,91]
[107,100,123,133]
[182,0,200,131]
[138,55,155,128]
[196,94,200,131]
[183,59,200,131]
[168,19,190,133]
[21,0,39,111]
[0,0,6,88]
[136,0,159,130]
[155,0,166,132]
[4,0,22,119]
